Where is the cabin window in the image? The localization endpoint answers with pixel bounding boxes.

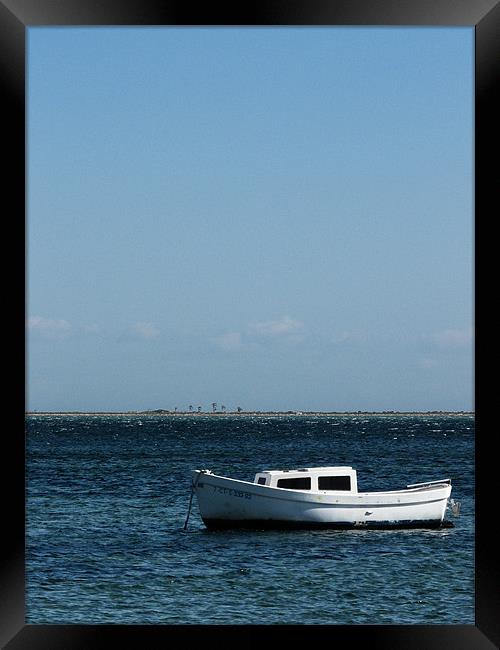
[318,476,351,491]
[257,477,267,485]
[277,477,311,490]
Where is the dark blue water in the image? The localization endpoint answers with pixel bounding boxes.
[26,414,474,624]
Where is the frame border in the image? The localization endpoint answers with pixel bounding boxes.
[3,0,497,647]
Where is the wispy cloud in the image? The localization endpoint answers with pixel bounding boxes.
[131,321,160,339]
[28,316,72,337]
[212,316,306,351]
[248,316,304,339]
[212,331,243,351]
[331,329,367,345]
[429,328,473,348]
[417,356,438,369]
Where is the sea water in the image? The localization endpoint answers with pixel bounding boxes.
[26,413,474,624]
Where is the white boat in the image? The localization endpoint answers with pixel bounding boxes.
[189,466,457,529]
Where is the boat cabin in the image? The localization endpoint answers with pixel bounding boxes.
[254,466,358,493]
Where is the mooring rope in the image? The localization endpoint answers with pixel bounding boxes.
[183,470,203,531]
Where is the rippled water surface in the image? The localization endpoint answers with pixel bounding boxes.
[26,414,474,624]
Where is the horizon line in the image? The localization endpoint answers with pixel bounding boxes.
[26,409,474,415]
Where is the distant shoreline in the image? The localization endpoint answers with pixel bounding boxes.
[26,410,474,417]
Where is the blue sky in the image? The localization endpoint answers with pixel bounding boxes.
[27,27,473,412]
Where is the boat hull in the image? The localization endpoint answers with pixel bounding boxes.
[191,470,452,530]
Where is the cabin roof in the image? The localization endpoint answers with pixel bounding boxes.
[259,466,354,475]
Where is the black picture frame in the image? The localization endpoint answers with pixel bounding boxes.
[4,1,497,647]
